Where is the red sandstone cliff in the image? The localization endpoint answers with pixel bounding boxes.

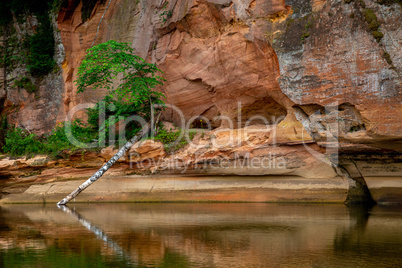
[0,0,401,204]
[53,0,401,147]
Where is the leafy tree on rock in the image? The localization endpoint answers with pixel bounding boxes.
[58,40,165,205]
[75,40,165,143]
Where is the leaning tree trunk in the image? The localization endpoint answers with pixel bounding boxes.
[57,123,150,205]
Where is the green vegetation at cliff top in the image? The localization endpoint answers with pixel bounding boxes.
[0,0,55,77]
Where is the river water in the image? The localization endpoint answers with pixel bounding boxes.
[0,203,401,267]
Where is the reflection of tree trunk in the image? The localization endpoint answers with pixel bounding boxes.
[57,205,134,263]
[58,205,121,251]
[57,123,150,205]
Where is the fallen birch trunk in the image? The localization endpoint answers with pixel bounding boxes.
[57,123,150,205]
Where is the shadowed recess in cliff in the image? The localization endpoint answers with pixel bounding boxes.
[236,97,287,127]
[60,0,106,22]
[296,103,367,138]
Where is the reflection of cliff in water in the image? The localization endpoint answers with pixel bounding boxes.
[0,204,401,267]
[333,205,402,264]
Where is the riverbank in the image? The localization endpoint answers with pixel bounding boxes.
[1,173,401,205]
[1,128,401,205]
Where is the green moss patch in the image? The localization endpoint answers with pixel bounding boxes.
[14,77,38,93]
[0,0,55,77]
[154,127,196,154]
[363,8,383,42]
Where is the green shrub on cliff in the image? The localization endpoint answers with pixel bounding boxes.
[0,0,52,26]
[153,127,196,153]
[2,128,44,156]
[45,120,98,153]
[363,8,383,42]
[13,77,37,93]
[0,0,55,77]
[2,120,97,157]
[27,13,55,77]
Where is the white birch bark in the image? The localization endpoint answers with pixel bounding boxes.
[57,123,150,205]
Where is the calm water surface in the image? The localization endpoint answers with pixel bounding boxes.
[0,203,401,268]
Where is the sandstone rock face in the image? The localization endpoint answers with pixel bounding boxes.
[56,0,400,149]
[0,15,65,134]
[151,0,296,128]
[56,0,299,130]
[0,0,399,146]
[0,0,401,204]
[129,140,166,162]
[274,0,401,140]
[56,0,124,121]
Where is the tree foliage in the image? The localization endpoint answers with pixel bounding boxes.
[76,40,165,142]
[27,13,55,76]
[0,0,55,77]
[0,0,52,25]
[2,121,97,156]
[76,40,164,104]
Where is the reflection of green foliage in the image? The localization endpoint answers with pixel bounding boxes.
[160,249,190,268]
[0,246,135,268]
[0,246,191,268]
